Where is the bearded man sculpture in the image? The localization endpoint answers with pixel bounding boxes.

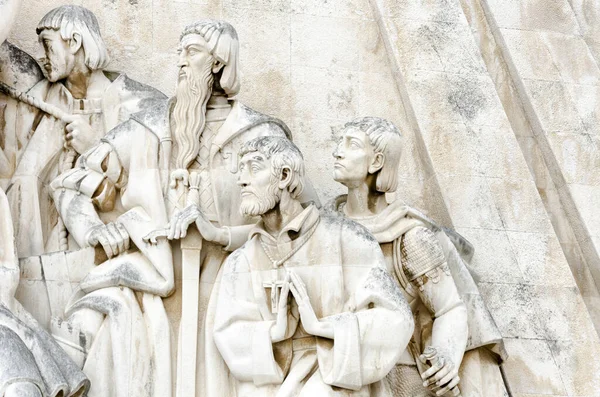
[3,5,166,258]
[213,136,414,396]
[328,117,507,397]
[52,20,318,397]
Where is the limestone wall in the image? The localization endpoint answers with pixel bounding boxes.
[8,0,600,394]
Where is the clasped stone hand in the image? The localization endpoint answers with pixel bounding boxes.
[87,222,130,258]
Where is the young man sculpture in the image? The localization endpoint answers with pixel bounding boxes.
[213,136,414,396]
[329,117,507,396]
[5,5,165,257]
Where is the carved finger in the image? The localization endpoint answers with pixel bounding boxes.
[107,223,125,255]
[116,223,130,251]
[289,282,303,305]
[421,359,444,380]
[435,376,460,396]
[437,368,458,388]
[65,123,75,133]
[97,233,115,258]
[290,272,308,299]
[427,364,452,386]
[168,214,179,239]
[65,133,73,140]
[278,282,290,313]
[174,215,186,240]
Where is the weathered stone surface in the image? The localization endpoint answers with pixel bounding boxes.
[2,0,600,395]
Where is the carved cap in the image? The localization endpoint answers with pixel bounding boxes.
[180,19,240,96]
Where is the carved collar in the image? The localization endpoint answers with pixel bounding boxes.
[248,204,319,245]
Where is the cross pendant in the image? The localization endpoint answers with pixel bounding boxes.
[263,279,286,314]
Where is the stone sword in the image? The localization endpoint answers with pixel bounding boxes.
[144,171,203,397]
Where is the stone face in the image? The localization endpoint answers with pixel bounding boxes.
[1,0,600,396]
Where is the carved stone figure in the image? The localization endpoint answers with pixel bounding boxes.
[0,187,89,397]
[4,5,166,257]
[328,117,507,396]
[212,136,414,396]
[52,20,318,397]
[0,0,44,188]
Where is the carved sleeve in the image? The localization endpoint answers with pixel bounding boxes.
[51,141,127,212]
[401,227,447,289]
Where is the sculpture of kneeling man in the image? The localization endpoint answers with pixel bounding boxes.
[213,136,414,396]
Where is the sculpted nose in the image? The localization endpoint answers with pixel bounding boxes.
[177,52,187,68]
[333,145,343,159]
[237,170,249,187]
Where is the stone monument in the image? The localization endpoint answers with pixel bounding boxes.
[2,0,600,396]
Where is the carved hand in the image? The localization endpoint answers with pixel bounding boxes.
[166,204,227,245]
[270,273,291,343]
[87,222,131,258]
[64,115,100,154]
[168,204,202,240]
[419,347,461,396]
[289,270,333,339]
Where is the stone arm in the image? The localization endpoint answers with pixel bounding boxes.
[401,226,469,369]
[51,139,126,248]
[315,228,414,390]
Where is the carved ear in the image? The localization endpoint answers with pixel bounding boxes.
[278,166,292,190]
[368,152,385,174]
[212,60,225,74]
[69,32,83,54]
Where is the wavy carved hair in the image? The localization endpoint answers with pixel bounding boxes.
[344,117,403,193]
[37,5,110,70]
[239,137,305,199]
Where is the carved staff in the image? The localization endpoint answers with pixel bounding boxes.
[0,81,77,250]
[0,82,69,121]
[178,171,202,397]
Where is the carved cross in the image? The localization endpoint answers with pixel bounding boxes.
[221,150,239,173]
[263,278,287,314]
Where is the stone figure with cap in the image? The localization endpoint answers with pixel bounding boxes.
[213,135,414,396]
[328,117,508,396]
[51,19,319,397]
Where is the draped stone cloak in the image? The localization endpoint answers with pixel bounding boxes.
[327,196,508,396]
[0,188,89,397]
[6,71,166,257]
[213,206,415,397]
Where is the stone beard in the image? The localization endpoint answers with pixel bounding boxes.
[240,175,281,217]
[172,57,215,170]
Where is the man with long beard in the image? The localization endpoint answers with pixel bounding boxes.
[212,136,414,397]
[51,20,318,397]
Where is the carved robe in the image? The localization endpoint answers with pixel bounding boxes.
[213,205,414,397]
[0,41,43,187]
[0,188,89,397]
[51,98,318,397]
[328,196,508,397]
[5,71,165,257]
